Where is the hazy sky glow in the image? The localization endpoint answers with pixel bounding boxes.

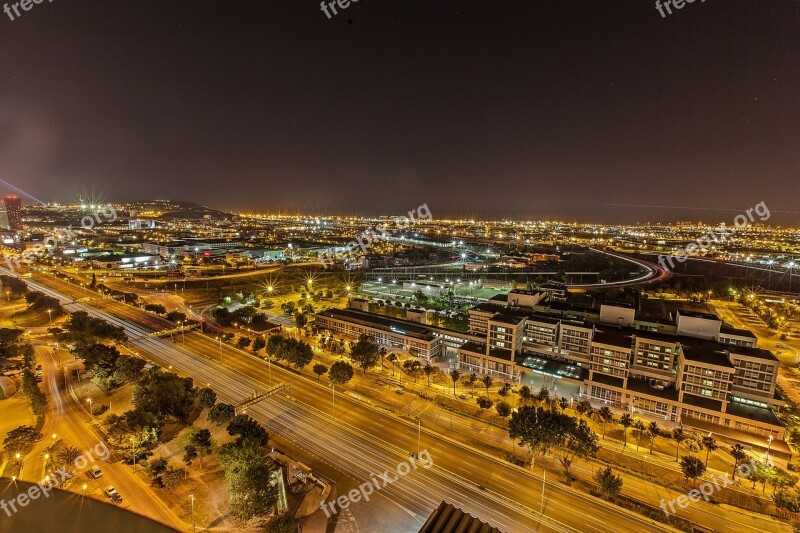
[1,1,798,223]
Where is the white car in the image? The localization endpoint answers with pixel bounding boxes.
[89,465,103,479]
[104,486,122,503]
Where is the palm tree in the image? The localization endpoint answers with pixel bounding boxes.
[576,399,592,420]
[467,373,478,397]
[673,427,686,461]
[536,387,550,408]
[701,434,717,468]
[57,446,81,468]
[632,419,646,451]
[597,407,613,440]
[423,362,434,387]
[647,421,660,454]
[378,347,388,372]
[729,443,747,481]
[387,353,397,376]
[558,397,569,413]
[619,413,633,448]
[449,369,461,396]
[482,375,493,399]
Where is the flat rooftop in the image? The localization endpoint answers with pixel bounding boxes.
[592,328,633,349]
[679,339,735,368]
[315,308,436,341]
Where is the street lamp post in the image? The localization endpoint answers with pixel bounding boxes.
[416,417,421,457]
[189,494,196,533]
[331,384,335,416]
[766,434,774,464]
[87,398,94,417]
[47,309,52,325]
[130,436,138,471]
[541,464,546,515]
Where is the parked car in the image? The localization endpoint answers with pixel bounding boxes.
[395,388,404,395]
[89,465,103,479]
[104,486,122,503]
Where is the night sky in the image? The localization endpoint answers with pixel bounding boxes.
[1,1,798,223]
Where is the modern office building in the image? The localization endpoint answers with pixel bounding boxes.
[458,299,786,457]
[4,196,22,230]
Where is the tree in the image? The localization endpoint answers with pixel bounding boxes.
[57,446,81,469]
[536,387,550,408]
[775,490,800,513]
[673,428,686,461]
[518,385,532,406]
[162,466,183,490]
[264,514,300,533]
[329,361,354,386]
[227,415,269,446]
[594,466,623,498]
[482,375,493,398]
[197,387,217,410]
[557,418,599,481]
[423,362,435,387]
[284,339,314,369]
[575,399,592,420]
[729,443,748,481]
[679,455,706,488]
[3,425,42,454]
[251,336,266,354]
[132,368,196,421]
[495,401,512,418]
[476,397,493,409]
[218,439,278,521]
[294,312,307,329]
[386,353,397,376]
[165,311,187,323]
[236,336,252,350]
[145,304,167,315]
[146,457,168,486]
[619,414,633,448]
[632,419,646,451]
[114,355,146,383]
[647,422,660,454]
[509,407,599,480]
[350,334,380,374]
[596,407,613,440]
[183,444,198,464]
[701,434,717,468]
[449,369,461,396]
[313,363,328,380]
[402,360,423,383]
[749,461,771,492]
[190,429,213,467]
[208,402,236,424]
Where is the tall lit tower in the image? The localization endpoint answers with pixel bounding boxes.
[4,196,22,230]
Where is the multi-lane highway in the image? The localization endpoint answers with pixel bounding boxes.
[11,268,680,533]
[24,268,793,533]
